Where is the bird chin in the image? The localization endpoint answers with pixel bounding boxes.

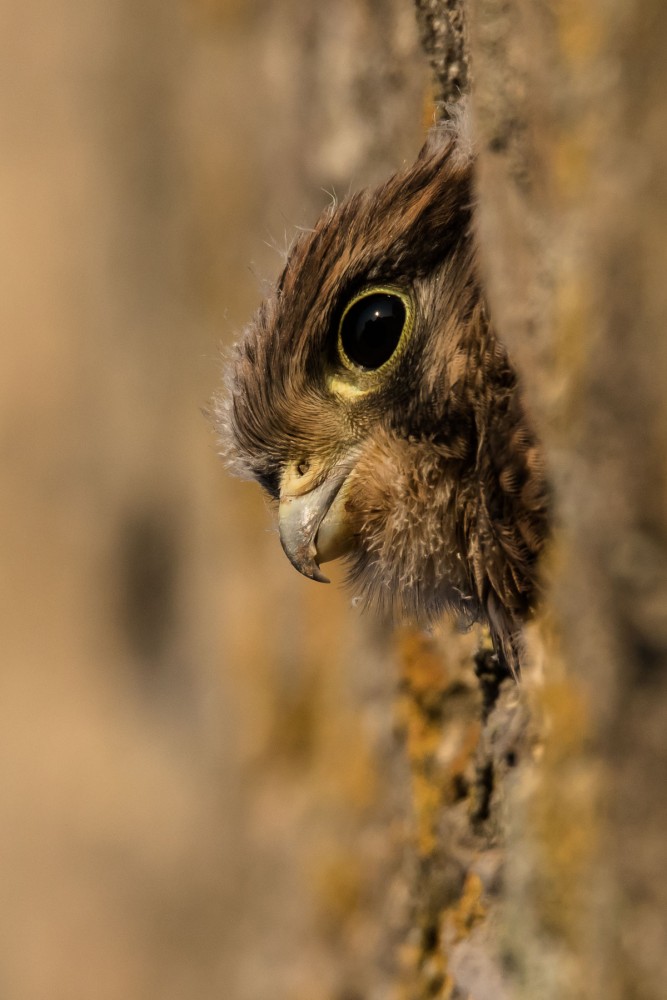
[313,486,355,565]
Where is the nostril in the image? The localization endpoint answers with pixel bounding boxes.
[280,459,318,499]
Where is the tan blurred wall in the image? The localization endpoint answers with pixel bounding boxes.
[0,2,427,998]
[0,2,245,997]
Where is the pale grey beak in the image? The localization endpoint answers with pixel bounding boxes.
[278,464,353,584]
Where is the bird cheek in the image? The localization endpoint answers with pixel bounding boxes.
[313,482,356,564]
[337,434,421,566]
[343,436,410,520]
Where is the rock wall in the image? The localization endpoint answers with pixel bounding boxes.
[4,1,665,998]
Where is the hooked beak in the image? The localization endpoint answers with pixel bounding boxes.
[278,461,354,584]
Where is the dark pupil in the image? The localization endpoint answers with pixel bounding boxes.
[340,293,405,370]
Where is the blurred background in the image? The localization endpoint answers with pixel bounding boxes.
[0,2,430,997]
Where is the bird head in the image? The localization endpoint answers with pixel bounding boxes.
[217,133,547,637]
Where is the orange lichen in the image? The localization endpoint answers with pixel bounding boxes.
[528,673,601,943]
[556,2,603,66]
[396,627,482,857]
[393,626,491,1000]
[448,872,487,943]
[313,849,363,931]
[396,628,450,856]
[422,85,439,134]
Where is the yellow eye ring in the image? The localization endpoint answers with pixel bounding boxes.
[336,285,414,376]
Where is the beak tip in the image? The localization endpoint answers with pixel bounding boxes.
[278,527,330,584]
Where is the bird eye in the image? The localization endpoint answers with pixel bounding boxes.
[338,288,412,372]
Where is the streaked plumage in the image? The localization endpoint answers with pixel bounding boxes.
[217,127,548,673]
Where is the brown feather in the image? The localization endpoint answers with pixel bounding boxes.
[216,129,549,674]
